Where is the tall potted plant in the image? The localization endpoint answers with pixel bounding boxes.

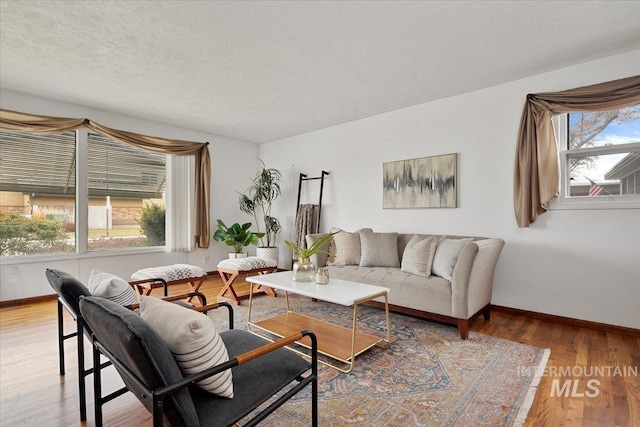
[213,220,264,258]
[239,160,282,262]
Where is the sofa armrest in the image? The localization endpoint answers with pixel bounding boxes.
[450,238,505,319]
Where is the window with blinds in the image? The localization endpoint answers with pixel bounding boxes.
[0,130,167,257]
[0,131,76,256]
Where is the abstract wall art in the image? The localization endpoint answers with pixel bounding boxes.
[383,153,457,208]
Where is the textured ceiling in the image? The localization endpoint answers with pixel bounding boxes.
[1,1,640,144]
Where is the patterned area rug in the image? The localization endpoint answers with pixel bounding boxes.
[208,293,549,427]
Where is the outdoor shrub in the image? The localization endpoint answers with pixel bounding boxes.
[139,203,165,246]
[63,222,76,233]
[0,211,69,256]
[88,236,148,251]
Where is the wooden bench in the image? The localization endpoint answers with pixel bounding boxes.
[131,264,207,303]
[216,257,278,305]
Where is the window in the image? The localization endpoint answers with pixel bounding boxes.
[0,130,167,257]
[552,105,640,209]
[0,131,76,256]
[86,133,166,252]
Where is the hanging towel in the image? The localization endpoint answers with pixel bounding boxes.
[292,204,317,260]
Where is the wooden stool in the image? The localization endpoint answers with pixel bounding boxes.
[216,257,278,305]
[131,264,207,303]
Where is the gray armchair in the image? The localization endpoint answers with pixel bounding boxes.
[45,268,214,422]
[79,296,318,427]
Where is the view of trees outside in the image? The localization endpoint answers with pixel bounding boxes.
[0,201,166,257]
[568,106,640,152]
[567,105,640,196]
[0,130,166,257]
[85,133,166,252]
[0,211,71,256]
[85,199,166,252]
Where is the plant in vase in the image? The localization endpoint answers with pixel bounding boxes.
[239,160,282,262]
[285,232,338,282]
[213,220,264,258]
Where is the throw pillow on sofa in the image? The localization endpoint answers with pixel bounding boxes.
[432,238,474,281]
[327,228,372,265]
[88,269,138,306]
[306,233,331,267]
[359,230,400,267]
[401,235,437,277]
[140,296,234,398]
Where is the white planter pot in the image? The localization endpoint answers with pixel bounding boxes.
[228,252,247,259]
[256,247,279,263]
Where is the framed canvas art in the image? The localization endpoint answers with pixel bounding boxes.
[383,153,457,208]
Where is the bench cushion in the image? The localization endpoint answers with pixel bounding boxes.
[217,257,277,272]
[131,264,206,282]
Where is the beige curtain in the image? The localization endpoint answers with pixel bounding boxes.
[0,108,211,248]
[514,75,640,228]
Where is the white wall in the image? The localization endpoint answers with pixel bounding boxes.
[259,50,640,329]
[0,90,258,300]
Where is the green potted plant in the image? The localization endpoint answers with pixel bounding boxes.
[213,220,264,258]
[284,232,338,281]
[239,160,282,262]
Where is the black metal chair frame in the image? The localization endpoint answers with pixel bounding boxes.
[53,276,213,422]
[86,299,318,427]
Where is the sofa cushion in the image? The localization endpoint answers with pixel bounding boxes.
[327,265,453,316]
[327,228,372,266]
[306,233,331,267]
[359,231,400,267]
[432,238,474,281]
[401,235,437,277]
[397,233,438,261]
[140,296,234,398]
[88,269,138,306]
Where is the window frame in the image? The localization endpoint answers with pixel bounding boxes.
[550,113,640,210]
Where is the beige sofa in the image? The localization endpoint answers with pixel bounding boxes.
[307,230,505,339]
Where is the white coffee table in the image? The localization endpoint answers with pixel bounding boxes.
[246,271,391,373]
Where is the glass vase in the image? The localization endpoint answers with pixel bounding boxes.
[292,258,316,282]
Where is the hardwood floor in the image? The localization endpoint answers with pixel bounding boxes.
[1,274,638,426]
